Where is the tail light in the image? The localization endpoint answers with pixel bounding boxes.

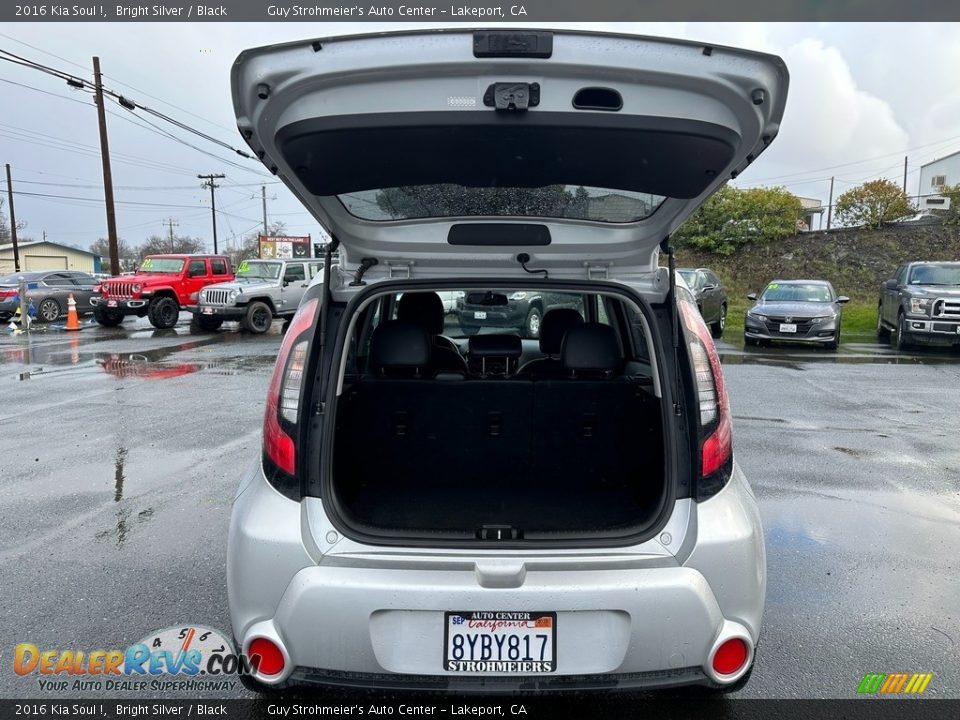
[712,638,749,676]
[678,298,733,500]
[247,638,285,677]
[0,289,18,299]
[262,297,319,499]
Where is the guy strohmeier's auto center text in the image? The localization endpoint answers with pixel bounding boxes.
[266,3,528,17]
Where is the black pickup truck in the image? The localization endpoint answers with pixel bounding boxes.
[877,262,960,349]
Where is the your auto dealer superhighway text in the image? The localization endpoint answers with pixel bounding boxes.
[266,4,527,17]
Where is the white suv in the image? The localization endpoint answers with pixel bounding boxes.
[227,29,786,692]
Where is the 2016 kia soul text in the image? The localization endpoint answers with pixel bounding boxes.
[227,29,786,692]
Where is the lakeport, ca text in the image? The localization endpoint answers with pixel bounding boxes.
[267,4,527,17]
[265,706,529,716]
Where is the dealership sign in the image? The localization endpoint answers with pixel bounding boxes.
[258,235,311,259]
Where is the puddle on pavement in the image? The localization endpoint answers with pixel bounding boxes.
[719,342,960,367]
[114,447,127,502]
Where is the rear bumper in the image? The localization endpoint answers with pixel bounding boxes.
[227,463,765,691]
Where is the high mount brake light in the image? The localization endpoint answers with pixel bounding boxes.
[678,299,733,500]
[263,298,319,494]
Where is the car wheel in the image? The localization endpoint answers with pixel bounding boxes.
[894,312,912,351]
[826,328,840,351]
[191,315,223,332]
[37,298,62,323]
[710,304,727,339]
[524,306,542,339]
[93,305,124,327]
[147,296,180,329]
[876,305,890,339]
[243,301,273,334]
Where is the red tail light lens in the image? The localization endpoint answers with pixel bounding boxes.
[248,638,285,677]
[0,289,19,299]
[712,638,748,675]
[263,298,319,495]
[678,297,733,500]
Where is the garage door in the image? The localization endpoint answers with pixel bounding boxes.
[25,255,68,270]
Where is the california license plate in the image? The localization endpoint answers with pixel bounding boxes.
[201,307,214,315]
[474,311,487,320]
[444,611,556,673]
[779,323,797,333]
[107,299,117,307]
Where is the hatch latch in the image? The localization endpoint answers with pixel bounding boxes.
[484,82,540,111]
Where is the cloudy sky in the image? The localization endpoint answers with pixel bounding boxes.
[1,21,959,252]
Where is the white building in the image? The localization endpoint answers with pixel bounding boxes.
[918,150,958,211]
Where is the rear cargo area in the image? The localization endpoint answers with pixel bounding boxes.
[331,375,665,539]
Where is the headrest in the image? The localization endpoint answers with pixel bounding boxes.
[561,323,619,373]
[539,308,584,354]
[397,292,444,335]
[468,333,522,359]
[369,321,431,371]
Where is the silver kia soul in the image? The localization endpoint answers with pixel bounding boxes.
[227,29,786,692]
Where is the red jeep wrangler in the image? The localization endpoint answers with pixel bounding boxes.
[92,254,234,329]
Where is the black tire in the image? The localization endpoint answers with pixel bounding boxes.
[894,312,912,351]
[243,301,273,334]
[744,335,759,347]
[36,297,62,323]
[93,304,124,327]
[876,305,890,339]
[524,306,543,339]
[191,314,223,332]
[710,304,727,339]
[147,296,180,329]
[826,329,840,351]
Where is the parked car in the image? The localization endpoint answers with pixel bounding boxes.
[744,279,849,349]
[90,254,234,329]
[884,211,942,227]
[457,289,584,338]
[226,29,786,693]
[678,267,728,338]
[877,261,960,349]
[0,270,99,323]
[190,258,323,333]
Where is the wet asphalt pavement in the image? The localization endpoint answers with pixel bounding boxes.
[0,317,958,702]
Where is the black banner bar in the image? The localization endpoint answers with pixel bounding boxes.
[3,0,960,21]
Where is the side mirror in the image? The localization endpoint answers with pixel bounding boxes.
[836,296,850,304]
[282,280,290,287]
[884,279,898,289]
[746,293,757,301]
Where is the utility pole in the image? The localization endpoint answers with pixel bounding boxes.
[5,164,20,271]
[903,156,908,194]
[261,185,268,235]
[93,56,120,276]
[198,173,225,254]
[165,218,178,253]
[826,176,835,230]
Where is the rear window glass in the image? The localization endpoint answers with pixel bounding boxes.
[338,185,665,224]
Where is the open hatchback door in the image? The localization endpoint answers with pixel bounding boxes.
[232,29,788,278]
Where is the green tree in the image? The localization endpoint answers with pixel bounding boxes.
[89,237,137,271]
[834,179,914,229]
[375,184,575,219]
[673,185,802,255]
[936,183,960,226]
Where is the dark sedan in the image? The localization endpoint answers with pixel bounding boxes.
[744,279,849,350]
[678,267,728,338]
[0,270,100,323]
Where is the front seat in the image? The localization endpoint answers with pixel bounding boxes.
[396,292,468,374]
[516,308,584,377]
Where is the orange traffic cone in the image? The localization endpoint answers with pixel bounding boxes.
[65,293,81,331]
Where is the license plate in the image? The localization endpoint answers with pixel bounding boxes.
[444,611,556,673]
[201,307,214,315]
[474,311,487,320]
[107,299,117,307]
[779,323,797,333]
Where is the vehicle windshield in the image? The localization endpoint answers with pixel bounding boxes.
[236,260,281,281]
[678,270,698,288]
[139,258,184,274]
[761,283,833,303]
[908,264,960,286]
[339,185,665,223]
